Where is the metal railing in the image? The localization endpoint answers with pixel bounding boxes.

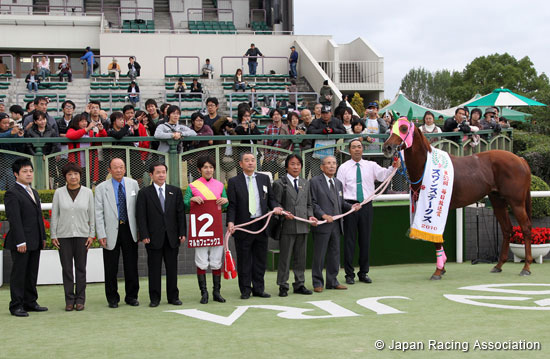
[0,4,84,15]
[318,60,382,84]
[164,56,202,77]
[227,91,320,118]
[163,93,207,112]
[250,9,267,24]
[186,8,234,22]
[91,55,136,80]
[221,56,289,75]
[119,6,153,21]
[15,93,65,116]
[0,130,512,190]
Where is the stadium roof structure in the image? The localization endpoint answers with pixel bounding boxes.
[379,91,447,120]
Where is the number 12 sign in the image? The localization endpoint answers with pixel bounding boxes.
[188,200,224,248]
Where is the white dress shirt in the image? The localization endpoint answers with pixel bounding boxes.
[153,182,166,197]
[336,159,393,201]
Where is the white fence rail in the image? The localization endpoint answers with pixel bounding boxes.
[318,60,382,84]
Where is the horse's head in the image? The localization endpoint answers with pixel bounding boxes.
[383,117,415,158]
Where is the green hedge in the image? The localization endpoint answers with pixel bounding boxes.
[531,175,550,219]
[514,131,550,183]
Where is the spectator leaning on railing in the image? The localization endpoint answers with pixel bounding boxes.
[154,105,197,154]
[24,110,60,156]
[419,111,442,144]
[244,43,263,75]
[263,108,291,179]
[443,107,471,143]
[0,113,24,190]
[23,96,59,135]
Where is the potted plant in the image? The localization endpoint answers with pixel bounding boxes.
[509,226,550,264]
[38,211,104,285]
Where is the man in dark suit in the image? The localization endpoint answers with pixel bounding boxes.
[227,152,283,299]
[4,158,48,317]
[136,162,186,307]
[310,155,360,292]
[272,154,318,297]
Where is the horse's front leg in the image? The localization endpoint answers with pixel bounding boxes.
[430,243,446,280]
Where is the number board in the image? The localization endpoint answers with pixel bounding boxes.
[187,200,224,248]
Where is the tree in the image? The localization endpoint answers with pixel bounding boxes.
[400,68,453,109]
[350,92,365,116]
[379,99,390,108]
[399,67,431,105]
[447,53,550,106]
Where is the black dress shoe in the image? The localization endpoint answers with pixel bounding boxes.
[253,292,271,298]
[11,308,29,317]
[149,301,159,308]
[293,286,313,295]
[358,275,372,283]
[108,302,119,308]
[345,277,355,285]
[24,304,48,312]
[126,299,139,307]
[240,293,251,300]
[279,287,288,297]
[169,299,182,306]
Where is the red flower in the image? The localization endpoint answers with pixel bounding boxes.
[510,227,550,245]
[43,219,50,229]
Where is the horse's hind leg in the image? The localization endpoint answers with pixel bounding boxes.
[488,194,513,273]
[510,202,533,276]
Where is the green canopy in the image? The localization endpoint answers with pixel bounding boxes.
[466,88,547,107]
[380,92,447,120]
[440,93,533,122]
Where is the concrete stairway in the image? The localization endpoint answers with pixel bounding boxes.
[153,0,172,30]
[86,0,121,27]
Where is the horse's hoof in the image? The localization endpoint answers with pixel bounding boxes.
[441,269,446,275]
[519,270,531,276]
[490,267,502,273]
[430,275,442,280]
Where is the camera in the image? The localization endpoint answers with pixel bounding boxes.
[223,120,237,129]
[298,125,307,132]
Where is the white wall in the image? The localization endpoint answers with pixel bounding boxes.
[0,16,101,49]
[0,0,33,14]
[99,33,330,78]
[231,0,249,29]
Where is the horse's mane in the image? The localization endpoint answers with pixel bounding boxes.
[415,125,431,153]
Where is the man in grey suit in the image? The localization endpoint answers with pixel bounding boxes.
[309,156,360,292]
[95,158,140,308]
[272,155,318,297]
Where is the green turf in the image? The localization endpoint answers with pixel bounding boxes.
[1,262,549,358]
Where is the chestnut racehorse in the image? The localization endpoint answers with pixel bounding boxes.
[383,119,533,278]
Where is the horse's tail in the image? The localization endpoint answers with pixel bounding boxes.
[525,187,532,222]
[523,158,532,221]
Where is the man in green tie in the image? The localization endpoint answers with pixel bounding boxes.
[336,139,400,284]
[227,152,283,299]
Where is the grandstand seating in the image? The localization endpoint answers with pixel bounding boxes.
[188,20,236,34]
[92,73,130,81]
[38,82,68,90]
[251,21,271,35]
[90,81,133,90]
[122,19,155,33]
[0,81,9,90]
